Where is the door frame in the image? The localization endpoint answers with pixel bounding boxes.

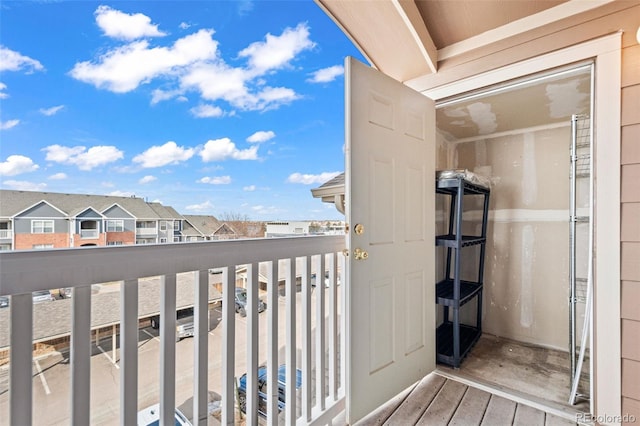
[415,32,622,420]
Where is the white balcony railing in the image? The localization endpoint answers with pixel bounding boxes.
[136,227,157,236]
[0,229,12,239]
[0,235,346,425]
[79,230,99,239]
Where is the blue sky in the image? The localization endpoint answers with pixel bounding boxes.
[0,1,363,221]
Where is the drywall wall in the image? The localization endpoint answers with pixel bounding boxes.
[444,125,584,350]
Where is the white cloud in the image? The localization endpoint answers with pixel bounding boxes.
[307,65,344,83]
[2,180,47,191]
[49,172,67,180]
[69,29,218,93]
[239,23,315,73]
[0,46,44,73]
[133,141,195,168]
[139,175,157,184]
[0,82,8,99]
[95,5,166,40]
[185,200,214,211]
[287,171,340,185]
[198,175,231,184]
[247,130,275,144]
[0,119,20,130]
[243,185,256,191]
[0,155,39,176]
[250,205,283,215]
[43,144,124,170]
[190,104,224,118]
[40,105,64,116]
[199,138,258,162]
[179,22,191,30]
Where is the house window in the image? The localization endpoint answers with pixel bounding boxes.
[107,241,123,246]
[174,221,180,231]
[160,237,167,243]
[160,221,167,231]
[32,220,54,234]
[173,236,180,242]
[106,220,124,232]
[33,244,54,249]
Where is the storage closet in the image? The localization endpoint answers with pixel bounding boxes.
[433,63,593,412]
[435,170,490,368]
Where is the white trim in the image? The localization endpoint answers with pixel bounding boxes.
[423,32,622,422]
[101,203,136,219]
[31,219,54,234]
[72,206,106,219]
[392,0,437,74]
[105,219,124,233]
[13,200,67,218]
[437,0,616,60]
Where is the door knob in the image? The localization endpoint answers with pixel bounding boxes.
[354,223,365,235]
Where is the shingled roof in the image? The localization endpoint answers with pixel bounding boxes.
[0,189,180,220]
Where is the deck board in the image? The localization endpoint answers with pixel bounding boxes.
[480,395,517,425]
[383,373,446,425]
[357,373,579,426]
[545,413,578,426]
[513,403,546,425]
[448,386,492,425]
[416,379,467,425]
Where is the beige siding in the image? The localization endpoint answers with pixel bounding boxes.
[620,13,640,416]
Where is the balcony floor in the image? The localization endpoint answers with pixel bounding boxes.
[358,373,578,426]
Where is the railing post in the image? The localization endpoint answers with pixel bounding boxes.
[120,279,138,425]
[285,258,297,425]
[222,266,236,425]
[10,293,33,425]
[246,263,259,426]
[316,254,326,410]
[266,260,279,424]
[194,270,209,426]
[160,274,177,426]
[71,285,91,426]
[302,256,312,421]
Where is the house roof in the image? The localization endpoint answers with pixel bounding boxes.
[316,0,617,83]
[311,172,345,214]
[182,214,222,236]
[0,189,181,220]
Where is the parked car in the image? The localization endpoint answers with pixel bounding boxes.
[237,364,302,418]
[234,287,266,317]
[0,296,9,308]
[310,271,341,288]
[32,290,54,303]
[149,307,194,342]
[137,403,192,425]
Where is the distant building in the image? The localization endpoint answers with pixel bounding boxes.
[0,189,267,250]
[265,221,311,238]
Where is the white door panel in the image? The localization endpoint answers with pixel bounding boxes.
[345,57,436,423]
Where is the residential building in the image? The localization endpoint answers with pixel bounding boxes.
[0,190,185,249]
[265,221,311,238]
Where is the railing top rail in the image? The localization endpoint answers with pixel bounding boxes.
[0,235,344,296]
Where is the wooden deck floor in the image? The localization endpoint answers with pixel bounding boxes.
[357,373,578,426]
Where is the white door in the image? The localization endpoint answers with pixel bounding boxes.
[345,57,436,423]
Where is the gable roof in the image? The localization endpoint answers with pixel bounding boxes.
[182,215,222,236]
[0,190,180,221]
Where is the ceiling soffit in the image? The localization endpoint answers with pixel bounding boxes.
[316,0,616,83]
